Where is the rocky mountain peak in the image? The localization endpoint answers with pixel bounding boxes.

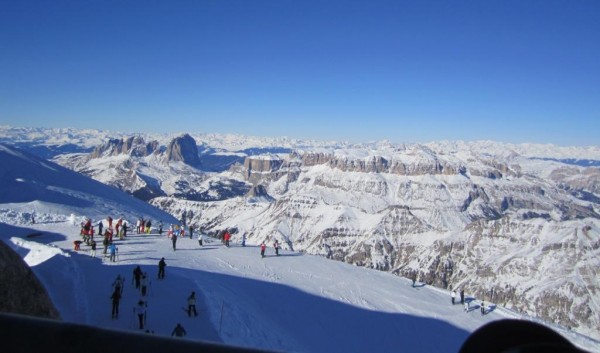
[165,134,201,167]
[89,136,159,159]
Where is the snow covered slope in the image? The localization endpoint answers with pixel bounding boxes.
[0,142,598,352]
[2,126,600,346]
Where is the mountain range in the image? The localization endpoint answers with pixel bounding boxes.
[1,125,599,341]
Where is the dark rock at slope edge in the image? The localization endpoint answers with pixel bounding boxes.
[0,240,60,320]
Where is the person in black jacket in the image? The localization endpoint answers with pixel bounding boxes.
[158,258,166,279]
[171,323,186,337]
[110,289,121,319]
[133,266,143,289]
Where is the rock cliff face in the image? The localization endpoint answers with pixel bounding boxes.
[90,136,159,159]
[0,240,60,319]
[300,152,462,175]
[165,134,201,167]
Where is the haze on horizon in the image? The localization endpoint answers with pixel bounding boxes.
[1,1,598,146]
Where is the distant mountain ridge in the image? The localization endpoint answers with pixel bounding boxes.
[1,125,600,340]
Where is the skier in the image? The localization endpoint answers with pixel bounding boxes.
[122,221,128,237]
[82,218,93,245]
[136,218,141,234]
[146,220,152,234]
[90,239,97,257]
[480,301,486,315]
[224,230,231,247]
[260,242,266,258]
[172,231,178,251]
[112,275,124,295]
[133,265,143,289]
[187,291,197,317]
[102,234,110,255]
[105,227,113,243]
[107,216,113,236]
[451,290,457,305]
[274,240,280,256]
[116,218,122,236]
[158,221,163,235]
[98,220,103,236]
[171,323,187,337]
[241,233,246,247]
[411,272,417,287]
[460,289,465,305]
[189,225,194,239]
[108,242,118,262]
[140,273,149,296]
[110,288,121,319]
[197,230,203,247]
[135,299,147,329]
[464,300,470,312]
[158,258,166,279]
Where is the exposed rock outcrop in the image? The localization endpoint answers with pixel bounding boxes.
[0,240,60,319]
[90,136,159,159]
[165,134,201,167]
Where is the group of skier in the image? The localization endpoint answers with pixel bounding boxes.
[136,218,153,234]
[165,223,200,250]
[81,216,292,262]
[108,260,195,336]
[450,287,490,315]
[260,239,281,258]
[73,215,170,262]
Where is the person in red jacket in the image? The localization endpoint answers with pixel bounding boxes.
[260,242,266,258]
[224,230,231,247]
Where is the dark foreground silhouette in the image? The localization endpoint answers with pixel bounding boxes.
[0,313,591,353]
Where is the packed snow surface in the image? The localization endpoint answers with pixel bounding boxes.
[2,218,598,353]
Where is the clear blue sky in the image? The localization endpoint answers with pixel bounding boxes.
[1,0,599,145]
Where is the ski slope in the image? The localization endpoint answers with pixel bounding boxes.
[1,219,598,353]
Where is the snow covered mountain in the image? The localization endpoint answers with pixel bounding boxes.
[1,126,600,342]
[0,142,598,353]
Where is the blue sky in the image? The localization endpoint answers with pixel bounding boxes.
[1,0,599,146]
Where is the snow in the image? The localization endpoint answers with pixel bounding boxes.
[0,144,599,353]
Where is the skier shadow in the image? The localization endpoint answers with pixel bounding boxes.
[466,302,496,315]
[482,304,496,315]
[263,253,303,258]
[276,252,303,257]
[123,250,154,255]
[412,283,426,288]
[116,240,156,245]
[192,246,218,251]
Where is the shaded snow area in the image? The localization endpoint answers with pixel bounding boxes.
[0,144,598,353]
